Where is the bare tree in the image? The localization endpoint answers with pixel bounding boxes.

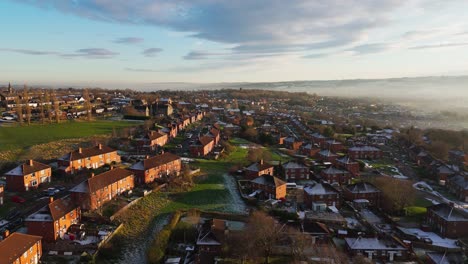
[15,96,23,125]
[23,86,31,125]
[83,88,92,121]
[39,92,45,124]
[45,90,52,123]
[53,93,61,123]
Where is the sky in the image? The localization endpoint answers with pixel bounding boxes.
[1,0,468,87]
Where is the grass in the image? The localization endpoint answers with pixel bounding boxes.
[0,120,137,151]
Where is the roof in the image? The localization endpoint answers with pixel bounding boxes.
[428,203,468,222]
[345,182,380,194]
[197,136,214,146]
[246,162,274,172]
[49,196,78,221]
[321,167,348,175]
[59,145,116,161]
[70,168,133,194]
[448,174,468,190]
[426,252,465,264]
[147,131,167,140]
[349,146,380,152]
[4,160,50,176]
[345,237,406,251]
[251,174,286,188]
[318,150,338,157]
[130,152,181,171]
[336,156,358,164]
[0,233,42,263]
[282,161,308,169]
[304,182,338,196]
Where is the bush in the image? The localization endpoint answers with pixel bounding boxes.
[147,211,182,264]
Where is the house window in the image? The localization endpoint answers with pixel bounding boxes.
[41,170,45,175]
[77,160,81,164]
[31,180,38,186]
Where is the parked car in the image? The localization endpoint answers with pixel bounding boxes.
[55,185,66,191]
[6,210,20,221]
[11,196,26,203]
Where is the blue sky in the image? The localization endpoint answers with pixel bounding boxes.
[1,0,468,87]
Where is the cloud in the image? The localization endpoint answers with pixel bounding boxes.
[183,51,227,60]
[302,53,329,59]
[15,0,407,57]
[0,48,59,55]
[346,43,393,55]
[62,48,119,59]
[114,37,144,44]
[142,48,163,57]
[409,42,468,50]
[125,67,160,72]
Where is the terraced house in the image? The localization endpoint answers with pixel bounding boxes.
[58,144,120,174]
[4,160,51,192]
[135,130,168,151]
[130,152,182,184]
[190,136,215,157]
[26,196,81,242]
[70,168,134,211]
[0,232,42,264]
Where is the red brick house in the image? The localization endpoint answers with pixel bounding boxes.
[446,174,468,202]
[325,140,344,153]
[130,152,182,184]
[250,174,287,199]
[317,150,339,163]
[136,131,168,151]
[301,143,321,158]
[4,160,52,192]
[281,161,309,181]
[426,203,468,238]
[311,133,327,147]
[343,182,381,207]
[58,144,120,174]
[284,137,303,151]
[0,232,42,264]
[436,165,455,185]
[207,127,220,145]
[449,150,468,167]
[303,182,341,210]
[348,146,382,160]
[320,167,351,185]
[244,161,274,179]
[26,196,80,242]
[190,136,215,157]
[336,156,360,176]
[69,168,135,211]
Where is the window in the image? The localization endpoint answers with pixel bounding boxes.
[31,180,38,186]
[41,170,45,175]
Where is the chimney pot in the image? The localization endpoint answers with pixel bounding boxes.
[260,159,264,165]
[78,148,82,154]
[98,144,102,150]
[110,165,114,170]
[91,172,95,177]
[29,159,33,166]
[3,229,9,239]
[49,196,54,204]
[146,155,150,159]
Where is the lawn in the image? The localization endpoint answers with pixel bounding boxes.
[0,120,137,151]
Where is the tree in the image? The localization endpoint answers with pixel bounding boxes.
[83,88,92,121]
[23,87,31,125]
[247,148,271,163]
[323,126,335,138]
[244,211,282,263]
[428,141,449,160]
[39,92,46,124]
[44,90,52,123]
[53,93,61,123]
[15,96,23,125]
[242,127,258,141]
[373,177,416,214]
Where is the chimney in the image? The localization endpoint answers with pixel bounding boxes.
[145,155,150,159]
[49,196,54,204]
[29,159,33,166]
[98,144,102,150]
[110,165,114,170]
[91,172,95,178]
[260,159,264,165]
[78,148,82,154]
[3,229,9,239]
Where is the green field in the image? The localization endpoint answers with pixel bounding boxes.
[0,120,137,151]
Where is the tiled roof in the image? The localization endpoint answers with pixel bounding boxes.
[251,174,286,188]
[131,152,181,170]
[86,168,133,193]
[59,145,117,161]
[322,167,347,175]
[282,161,307,169]
[147,131,167,140]
[0,233,42,263]
[349,146,380,152]
[49,196,78,221]
[4,160,50,176]
[246,162,274,172]
[428,203,468,222]
[304,182,338,195]
[197,136,214,146]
